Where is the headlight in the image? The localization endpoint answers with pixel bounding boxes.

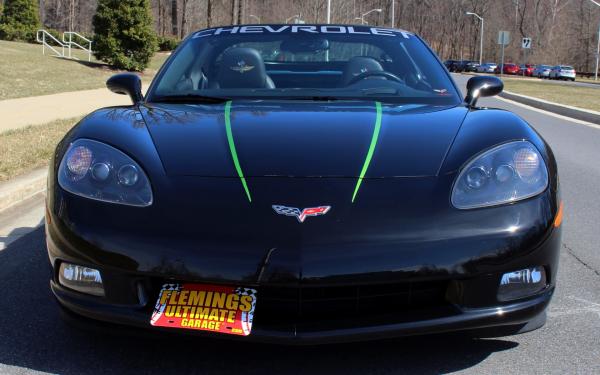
[58,139,153,206]
[451,141,548,209]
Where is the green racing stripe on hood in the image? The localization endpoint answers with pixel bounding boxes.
[352,101,383,203]
[225,101,252,202]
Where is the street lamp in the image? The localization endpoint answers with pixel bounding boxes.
[590,0,600,81]
[248,14,260,23]
[596,21,600,81]
[356,8,382,25]
[466,12,484,66]
[285,14,301,24]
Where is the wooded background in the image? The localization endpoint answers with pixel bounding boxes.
[12,0,600,72]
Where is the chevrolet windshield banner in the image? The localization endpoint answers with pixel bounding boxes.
[151,283,257,336]
[192,25,412,39]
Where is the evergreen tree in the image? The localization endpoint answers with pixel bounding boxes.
[93,0,158,71]
[0,0,41,43]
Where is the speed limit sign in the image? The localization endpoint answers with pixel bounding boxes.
[522,37,532,49]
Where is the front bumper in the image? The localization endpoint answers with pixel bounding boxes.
[47,213,561,343]
[52,279,553,344]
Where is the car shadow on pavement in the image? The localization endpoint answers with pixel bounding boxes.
[0,227,519,374]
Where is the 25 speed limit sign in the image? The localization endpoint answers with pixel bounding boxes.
[522,37,532,49]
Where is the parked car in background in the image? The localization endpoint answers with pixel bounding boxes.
[477,62,497,73]
[495,63,520,75]
[444,60,479,73]
[465,61,480,72]
[446,60,474,73]
[518,64,534,76]
[549,65,576,81]
[444,60,458,71]
[533,65,553,79]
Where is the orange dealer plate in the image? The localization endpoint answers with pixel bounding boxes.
[150,283,257,336]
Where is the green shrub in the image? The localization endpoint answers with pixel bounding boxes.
[157,36,179,51]
[92,0,158,71]
[0,0,40,43]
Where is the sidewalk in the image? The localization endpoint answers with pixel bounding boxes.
[0,88,131,132]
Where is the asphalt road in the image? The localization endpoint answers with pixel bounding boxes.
[0,75,599,374]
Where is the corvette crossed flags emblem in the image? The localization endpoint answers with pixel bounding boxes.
[272,205,331,223]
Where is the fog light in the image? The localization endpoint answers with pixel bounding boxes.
[59,263,105,296]
[497,267,546,301]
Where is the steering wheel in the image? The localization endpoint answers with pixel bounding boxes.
[346,70,404,86]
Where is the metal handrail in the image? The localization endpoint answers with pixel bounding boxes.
[36,29,66,58]
[62,31,93,61]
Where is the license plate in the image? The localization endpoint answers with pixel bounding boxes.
[150,283,257,336]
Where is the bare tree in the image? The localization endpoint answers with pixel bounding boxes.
[171,0,178,35]
[31,0,600,72]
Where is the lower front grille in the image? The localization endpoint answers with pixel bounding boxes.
[255,280,457,330]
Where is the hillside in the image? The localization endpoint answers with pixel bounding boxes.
[0,41,168,100]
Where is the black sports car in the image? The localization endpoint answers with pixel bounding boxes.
[46,24,562,344]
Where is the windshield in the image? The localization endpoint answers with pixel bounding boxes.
[148,25,460,105]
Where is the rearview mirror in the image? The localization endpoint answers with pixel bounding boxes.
[107,73,143,104]
[464,76,503,107]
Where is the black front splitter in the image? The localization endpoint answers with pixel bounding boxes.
[52,280,552,345]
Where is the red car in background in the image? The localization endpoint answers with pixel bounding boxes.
[518,64,535,76]
[494,63,520,75]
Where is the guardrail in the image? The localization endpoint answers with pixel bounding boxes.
[36,29,66,58]
[62,31,93,62]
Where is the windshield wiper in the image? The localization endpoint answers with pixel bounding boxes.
[151,94,229,104]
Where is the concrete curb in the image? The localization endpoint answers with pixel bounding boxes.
[499,91,600,125]
[0,168,48,213]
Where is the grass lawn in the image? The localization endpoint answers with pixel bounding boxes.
[502,80,600,112]
[0,40,169,100]
[0,117,81,181]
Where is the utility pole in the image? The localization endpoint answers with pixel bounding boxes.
[391,0,395,28]
[327,0,331,24]
[590,0,600,81]
[594,23,600,81]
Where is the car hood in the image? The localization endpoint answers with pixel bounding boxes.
[140,101,467,178]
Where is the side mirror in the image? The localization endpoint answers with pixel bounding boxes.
[106,73,143,104]
[464,76,503,107]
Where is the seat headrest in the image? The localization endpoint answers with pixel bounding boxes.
[217,47,270,88]
[340,56,384,86]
